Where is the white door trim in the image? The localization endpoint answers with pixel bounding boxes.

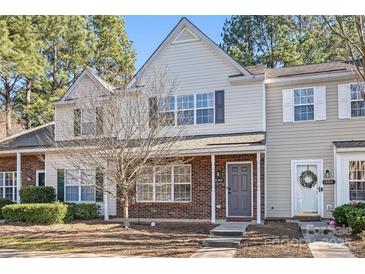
[225,161,253,218]
[291,159,324,217]
[36,170,45,186]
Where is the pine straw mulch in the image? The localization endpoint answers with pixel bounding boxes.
[0,220,215,257]
[236,221,313,258]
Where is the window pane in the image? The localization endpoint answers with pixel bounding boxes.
[174,184,191,202]
[65,186,79,202]
[5,187,14,200]
[66,170,79,185]
[177,95,194,110]
[38,172,45,186]
[81,170,95,185]
[174,166,191,183]
[81,186,95,202]
[136,184,153,201]
[5,172,14,186]
[351,101,365,117]
[155,184,172,201]
[177,110,194,125]
[81,122,96,136]
[350,190,357,201]
[155,166,172,184]
[196,109,214,124]
[196,92,214,108]
[0,188,3,198]
[0,173,3,186]
[160,111,175,126]
[159,96,175,112]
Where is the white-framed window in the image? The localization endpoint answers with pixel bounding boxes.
[294,88,314,121]
[196,92,214,124]
[349,160,365,202]
[350,83,365,117]
[136,165,192,203]
[158,96,176,126]
[65,169,96,202]
[81,108,96,136]
[36,170,45,186]
[0,172,17,202]
[177,95,194,125]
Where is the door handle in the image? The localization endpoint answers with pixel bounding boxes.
[227,186,232,194]
[318,186,323,192]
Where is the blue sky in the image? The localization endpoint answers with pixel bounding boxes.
[123,16,229,70]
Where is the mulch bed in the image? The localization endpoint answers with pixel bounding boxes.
[236,221,313,258]
[344,235,365,258]
[0,220,215,258]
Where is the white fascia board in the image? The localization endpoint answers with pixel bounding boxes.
[265,71,355,85]
[229,74,265,83]
[174,145,266,156]
[336,147,365,153]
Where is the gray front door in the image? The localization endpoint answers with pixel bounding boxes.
[227,163,252,217]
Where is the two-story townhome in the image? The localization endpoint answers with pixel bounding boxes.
[0,17,364,224]
[41,17,266,223]
[265,62,365,220]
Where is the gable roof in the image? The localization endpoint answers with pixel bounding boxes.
[0,122,54,152]
[132,17,253,83]
[58,69,114,103]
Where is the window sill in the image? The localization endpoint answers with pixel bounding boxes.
[135,201,192,204]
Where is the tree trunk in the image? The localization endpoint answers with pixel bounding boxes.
[25,81,32,129]
[5,93,12,137]
[123,194,130,228]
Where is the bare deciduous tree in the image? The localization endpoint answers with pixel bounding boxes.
[50,70,188,228]
[323,16,365,83]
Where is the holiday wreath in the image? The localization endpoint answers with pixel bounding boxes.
[299,169,317,188]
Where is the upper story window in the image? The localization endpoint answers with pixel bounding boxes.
[81,108,96,136]
[283,86,326,123]
[150,90,224,127]
[350,83,365,117]
[196,92,214,124]
[177,95,194,125]
[74,107,103,137]
[294,88,314,121]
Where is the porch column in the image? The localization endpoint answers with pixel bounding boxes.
[256,153,261,224]
[16,152,21,203]
[211,154,216,224]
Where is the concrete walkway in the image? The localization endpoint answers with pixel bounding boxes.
[295,220,355,258]
[191,221,252,258]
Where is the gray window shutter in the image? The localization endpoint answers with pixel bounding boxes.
[96,107,103,136]
[57,169,65,202]
[74,109,81,136]
[215,90,225,123]
[95,169,104,202]
[149,97,158,127]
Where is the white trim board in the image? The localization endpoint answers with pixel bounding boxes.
[225,161,254,218]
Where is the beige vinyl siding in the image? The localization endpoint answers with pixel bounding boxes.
[45,153,117,216]
[140,39,265,135]
[266,77,365,218]
[55,75,108,141]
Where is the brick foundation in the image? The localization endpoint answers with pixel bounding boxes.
[0,154,45,186]
[118,154,265,220]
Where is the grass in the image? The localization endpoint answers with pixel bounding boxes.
[0,220,215,257]
[236,221,313,258]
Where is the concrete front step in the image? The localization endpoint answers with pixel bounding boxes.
[210,230,243,237]
[202,237,242,248]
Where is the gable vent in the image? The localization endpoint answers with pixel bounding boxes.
[173,28,199,44]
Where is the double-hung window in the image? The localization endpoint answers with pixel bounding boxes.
[349,161,365,202]
[350,83,365,117]
[177,95,194,125]
[0,172,17,202]
[65,169,96,202]
[81,108,96,136]
[294,88,314,121]
[196,92,214,124]
[158,96,176,126]
[136,165,192,202]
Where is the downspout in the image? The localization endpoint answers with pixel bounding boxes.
[256,153,261,224]
[211,154,216,224]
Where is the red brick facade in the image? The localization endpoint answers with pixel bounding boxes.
[0,154,45,186]
[118,153,265,220]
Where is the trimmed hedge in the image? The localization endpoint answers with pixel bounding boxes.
[333,203,365,233]
[66,203,99,220]
[1,203,71,224]
[20,186,56,203]
[0,198,13,219]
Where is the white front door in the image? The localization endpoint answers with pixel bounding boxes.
[292,160,323,216]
